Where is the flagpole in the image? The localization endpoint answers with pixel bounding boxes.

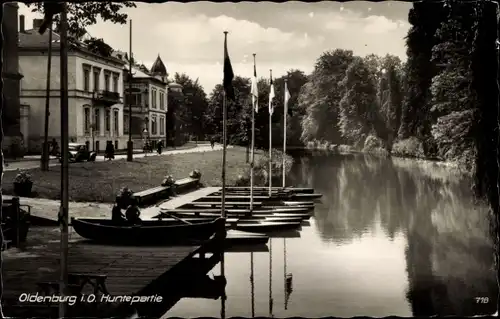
[250,54,256,212]
[282,79,288,188]
[221,31,229,219]
[250,251,255,317]
[268,69,273,197]
[269,238,273,317]
[58,3,69,318]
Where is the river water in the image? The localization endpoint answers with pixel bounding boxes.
[165,152,498,317]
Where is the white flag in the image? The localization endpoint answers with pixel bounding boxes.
[284,81,290,116]
[251,63,258,113]
[269,75,275,115]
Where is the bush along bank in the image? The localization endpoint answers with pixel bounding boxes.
[304,135,472,172]
[233,149,294,187]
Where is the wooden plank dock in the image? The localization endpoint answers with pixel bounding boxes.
[157,187,221,210]
[2,227,223,318]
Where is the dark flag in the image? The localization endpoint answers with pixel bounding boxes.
[38,2,64,35]
[223,32,235,100]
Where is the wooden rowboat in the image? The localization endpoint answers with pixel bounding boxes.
[71,217,225,244]
[157,212,305,223]
[157,210,311,220]
[224,186,315,194]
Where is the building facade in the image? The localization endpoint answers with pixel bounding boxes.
[121,55,170,146]
[19,18,127,152]
[1,3,24,155]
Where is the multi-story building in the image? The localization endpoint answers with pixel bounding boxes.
[19,18,127,153]
[120,54,172,146]
[2,3,25,155]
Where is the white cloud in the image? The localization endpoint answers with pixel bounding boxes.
[363,15,399,34]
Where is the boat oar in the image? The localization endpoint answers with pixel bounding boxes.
[163,211,192,225]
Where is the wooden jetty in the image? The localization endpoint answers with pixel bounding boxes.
[1,227,224,318]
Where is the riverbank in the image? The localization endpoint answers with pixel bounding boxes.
[1,146,293,203]
[302,138,468,172]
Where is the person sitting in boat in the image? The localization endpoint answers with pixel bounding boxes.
[111,204,126,224]
[125,197,142,224]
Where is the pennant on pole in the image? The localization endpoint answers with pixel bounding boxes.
[223,32,235,101]
[268,70,275,115]
[284,81,291,114]
[251,56,259,113]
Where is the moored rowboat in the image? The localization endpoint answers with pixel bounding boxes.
[71,217,225,244]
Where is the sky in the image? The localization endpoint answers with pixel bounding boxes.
[18,1,412,94]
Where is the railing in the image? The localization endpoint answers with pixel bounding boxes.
[93,90,121,104]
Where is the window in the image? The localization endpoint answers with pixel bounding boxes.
[104,72,110,91]
[84,108,90,134]
[113,75,119,92]
[151,115,157,135]
[124,114,129,134]
[125,93,141,106]
[160,116,165,135]
[93,108,100,133]
[152,89,157,109]
[159,91,165,110]
[93,70,100,91]
[113,109,119,134]
[105,110,111,132]
[83,68,90,91]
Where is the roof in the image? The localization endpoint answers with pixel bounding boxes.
[19,29,125,65]
[123,64,151,79]
[150,55,167,75]
[168,82,182,88]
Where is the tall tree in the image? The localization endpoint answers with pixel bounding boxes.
[300,49,355,144]
[430,1,478,167]
[338,57,378,147]
[27,2,136,40]
[398,1,447,156]
[173,73,208,140]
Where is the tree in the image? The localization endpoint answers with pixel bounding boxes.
[27,2,136,40]
[377,55,404,147]
[205,77,251,144]
[172,73,208,140]
[398,1,447,156]
[338,57,378,146]
[300,49,355,145]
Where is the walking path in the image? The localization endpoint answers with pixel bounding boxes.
[3,187,222,223]
[3,144,232,171]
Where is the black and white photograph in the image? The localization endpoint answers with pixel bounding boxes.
[0,0,499,318]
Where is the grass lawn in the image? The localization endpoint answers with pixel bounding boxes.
[2,146,267,203]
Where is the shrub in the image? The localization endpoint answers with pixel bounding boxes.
[13,171,32,184]
[392,137,425,158]
[363,135,389,156]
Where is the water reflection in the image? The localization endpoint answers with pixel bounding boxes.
[288,153,498,316]
[165,153,497,317]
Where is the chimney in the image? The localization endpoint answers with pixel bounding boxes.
[33,18,44,31]
[19,15,25,33]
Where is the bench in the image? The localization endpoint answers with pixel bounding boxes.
[173,177,200,194]
[183,201,263,208]
[133,186,171,206]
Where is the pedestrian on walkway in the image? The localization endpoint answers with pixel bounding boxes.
[105,141,115,160]
[157,139,163,155]
[210,136,215,149]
